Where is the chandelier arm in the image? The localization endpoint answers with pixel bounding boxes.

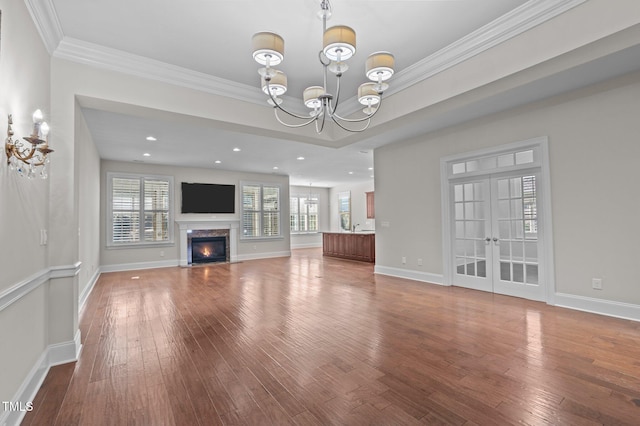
[331,97,384,123]
[330,115,372,133]
[330,74,342,116]
[273,108,318,128]
[315,110,327,133]
[264,80,314,121]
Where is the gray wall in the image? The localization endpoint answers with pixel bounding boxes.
[76,106,102,306]
[100,160,291,269]
[0,0,52,407]
[375,72,640,306]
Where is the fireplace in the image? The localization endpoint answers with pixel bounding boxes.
[177,220,238,267]
[191,236,227,264]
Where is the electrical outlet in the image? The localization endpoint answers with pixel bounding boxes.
[592,278,602,290]
[160,251,165,257]
[417,258,423,266]
[401,257,406,265]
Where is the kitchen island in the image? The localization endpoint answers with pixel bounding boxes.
[322,232,375,263]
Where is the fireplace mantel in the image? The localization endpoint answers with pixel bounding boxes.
[176,219,239,266]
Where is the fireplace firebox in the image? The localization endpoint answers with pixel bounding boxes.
[190,236,227,264]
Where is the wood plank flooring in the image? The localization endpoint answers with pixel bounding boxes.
[22,248,640,425]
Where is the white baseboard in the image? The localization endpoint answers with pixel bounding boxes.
[0,331,81,426]
[291,243,322,249]
[554,293,640,322]
[79,269,101,311]
[101,252,293,272]
[236,251,292,262]
[374,265,445,285]
[372,267,640,323]
[100,259,179,273]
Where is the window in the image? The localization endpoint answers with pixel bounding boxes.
[241,183,282,239]
[290,194,319,233]
[451,148,537,176]
[107,173,173,246]
[338,191,351,231]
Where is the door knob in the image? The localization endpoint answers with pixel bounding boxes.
[493,237,499,242]
[485,237,491,242]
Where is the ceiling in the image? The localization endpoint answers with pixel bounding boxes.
[36,0,635,187]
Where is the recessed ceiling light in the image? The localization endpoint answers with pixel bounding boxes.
[143,153,151,157]
[297,156,305,160]
[368,167,374,170]
[273,166,279,170]
[233,147,241,152]
[348,171,354,175]
[146,136,157,141]
[214,160,221,164]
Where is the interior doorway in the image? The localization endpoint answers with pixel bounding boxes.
[441,138,554,302]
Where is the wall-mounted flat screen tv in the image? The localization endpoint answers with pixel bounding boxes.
[181,182,235,214]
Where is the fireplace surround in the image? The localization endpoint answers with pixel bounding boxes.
[177,220,239,266]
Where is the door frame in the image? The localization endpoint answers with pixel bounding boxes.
[440,137,556,304]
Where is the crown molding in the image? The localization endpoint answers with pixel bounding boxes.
[53,37,271,105]
[24,0,63,54]
[33,0,586,111]
[390,0,588,94]
[326,0,588,118]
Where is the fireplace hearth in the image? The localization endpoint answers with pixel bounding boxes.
[190,236,227,264]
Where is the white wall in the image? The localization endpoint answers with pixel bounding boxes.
[100,160,291,269]
[329,181,375,232]
[375,72,640,310]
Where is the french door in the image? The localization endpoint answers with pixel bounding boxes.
[451,172,544,301]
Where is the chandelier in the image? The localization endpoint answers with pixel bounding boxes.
[5,110,54,179]
[251,0,394,133]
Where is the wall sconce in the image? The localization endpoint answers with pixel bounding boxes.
[5,110,54,179]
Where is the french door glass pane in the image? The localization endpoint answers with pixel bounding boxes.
[454,182,488,278]
[496,175,538,285]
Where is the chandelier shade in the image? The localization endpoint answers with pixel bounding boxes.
[358,83,381,106]
[261,70,287,96]
[323,25,356,61]
[303,86,326,108]
[366,52,395,81]
[252,32,285,66]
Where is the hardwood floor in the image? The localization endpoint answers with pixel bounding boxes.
[23,248,640,425]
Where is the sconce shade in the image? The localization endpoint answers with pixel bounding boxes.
[303,86,325,108]
[323,25,356,61]
[358,83,381,105]
[252,32,284,66]
[261,70,288,96]
[366,51,395,81]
